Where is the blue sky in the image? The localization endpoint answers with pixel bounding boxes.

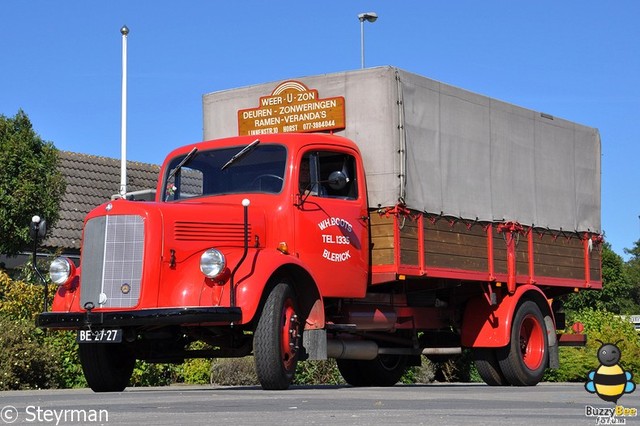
[2,1,639,258]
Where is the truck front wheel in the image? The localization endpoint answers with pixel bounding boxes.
[254,282,303,390]
[78,343,135,392]
[497,300,548,386]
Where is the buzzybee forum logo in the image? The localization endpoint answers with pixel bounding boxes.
[586,340,636,403]
[584,340,637,424]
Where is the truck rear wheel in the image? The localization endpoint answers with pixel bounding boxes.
[337,355,407,387]
[336,359,371,386]
[254,282,302,390]
[473,348,509,386]
[78,343,135,392]
[497,300,548,386]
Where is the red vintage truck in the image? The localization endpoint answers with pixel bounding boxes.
[37,67,602,391]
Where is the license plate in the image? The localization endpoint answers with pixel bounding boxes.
[77,329,123,343]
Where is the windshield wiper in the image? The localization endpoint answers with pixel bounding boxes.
[164,147,198,201]
[221,139,260,171]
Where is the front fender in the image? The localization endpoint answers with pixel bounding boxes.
[461,285,552,348]
[50,266,81,313]
[234,249,323,326]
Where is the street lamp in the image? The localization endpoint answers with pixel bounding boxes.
[358,12,378,69]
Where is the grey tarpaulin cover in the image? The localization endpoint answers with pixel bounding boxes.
[203,66,601,233]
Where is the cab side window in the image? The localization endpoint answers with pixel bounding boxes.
[300,151,358,200]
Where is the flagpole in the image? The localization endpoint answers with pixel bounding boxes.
[119,25,129,199]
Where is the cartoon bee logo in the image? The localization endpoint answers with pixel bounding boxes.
[585,340,636,403]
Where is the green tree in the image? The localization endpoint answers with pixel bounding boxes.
[0,110,66,256]
[623,238,640,308]
[563,242,638,314]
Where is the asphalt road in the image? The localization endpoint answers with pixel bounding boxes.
[0,383,635,426]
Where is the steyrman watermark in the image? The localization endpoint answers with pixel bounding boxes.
[0,406,18,424]
[1,405,109,425]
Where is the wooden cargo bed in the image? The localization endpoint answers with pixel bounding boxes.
[370,209,602,291]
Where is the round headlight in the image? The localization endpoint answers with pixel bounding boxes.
[200,249,226,278]
[50,257,74,285]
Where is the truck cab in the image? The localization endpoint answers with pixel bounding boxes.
[38,133,371,391]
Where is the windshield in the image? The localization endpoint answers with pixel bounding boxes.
[163,143,287,201]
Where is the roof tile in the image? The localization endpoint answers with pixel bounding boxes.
[43,151,160,251]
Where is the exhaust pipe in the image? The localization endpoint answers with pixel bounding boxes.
[327,339,462,360]
[327,340,378,360]
[420,347,462,356]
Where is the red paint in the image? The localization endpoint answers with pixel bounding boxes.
[461,285,550,347]
[497,222,524,294]
[519,313,546,370]
[583,233,592,288]
[527,227,536,285]
[487,224,495,281]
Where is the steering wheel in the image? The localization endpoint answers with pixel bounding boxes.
[251,174,284,191]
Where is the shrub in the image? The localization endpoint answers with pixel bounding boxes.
[0,316,60,390]
[294,359,345,386]
[401,361,435,384]
[427,350,482,383]
[178,358,213,385]
[545,309,640,382]
[210,357,258,386]
[174,342,214,385]
[45,330,87,388]
[0,270,88,389]
[130,361,176,387]
[0,269,52,322]
[208,355,478,387]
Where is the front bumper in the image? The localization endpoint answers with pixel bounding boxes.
[36,307,242,329]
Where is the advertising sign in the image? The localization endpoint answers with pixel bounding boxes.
[238,80,345,135]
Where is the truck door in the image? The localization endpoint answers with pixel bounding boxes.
[294,149,369,298]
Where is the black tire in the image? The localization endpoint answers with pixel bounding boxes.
[336,359,372,387]
[361,354,408,386]
[497,300,548,386]
[473,348,509,386]
[78,343,135,392]
[254,282,303,390]
[337,355,407,387]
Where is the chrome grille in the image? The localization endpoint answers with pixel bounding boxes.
[80,215,144,309]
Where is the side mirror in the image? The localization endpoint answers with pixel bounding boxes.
[327,171,348,191]
[30,215,47,240]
